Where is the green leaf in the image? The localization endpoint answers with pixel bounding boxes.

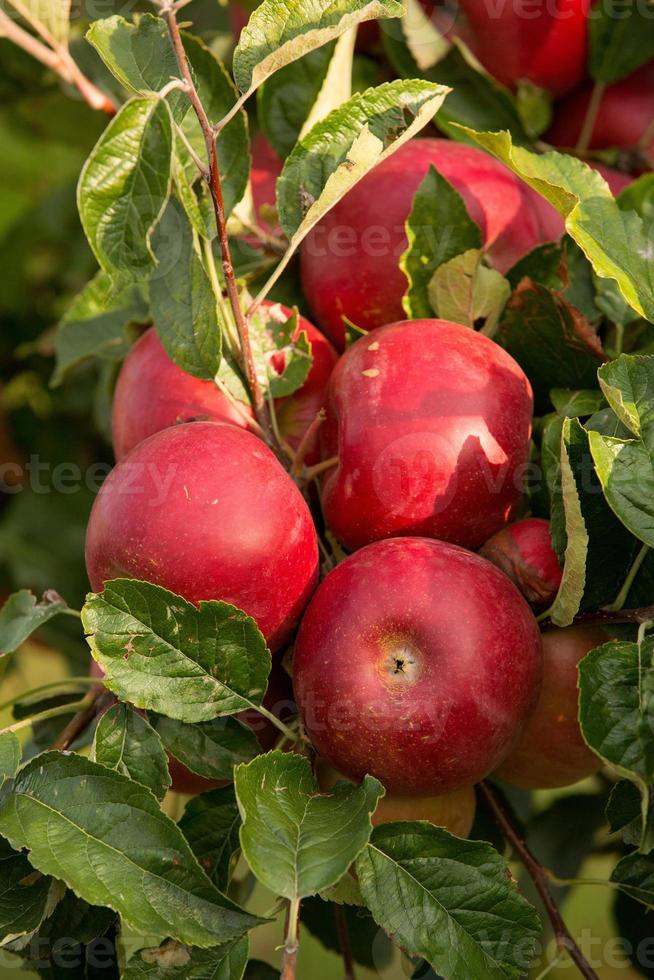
[401,165,481,319]
[579,639,654,787]
[179,786,242,891]
[588,0,654,84]
[258,44,335,159]
[498,280,606,407]
[611,852,654,905]
[53,271,148,385]
[232,0,403,94]
[82,579,271,724]
[78,97,173,278]
[87,14,188,122]
[0,752,262,946]
[151,714,261,782]
[8,0,70,45]
[458,128,654,324]
[247,303,312,399]
[550,389,606,418]
[429,248,510,334]
[356,822,540,980]
[606,780,653,849]
[149,202,222,380]
[597,354,654,444]
[0,836,58,944]
[0,589,72,656]
[277,79,450,241]
[589,433,654,547]
[0,733,20,791]
[234,751,383,899]
[93,703,171,801]
[122,937,248,979]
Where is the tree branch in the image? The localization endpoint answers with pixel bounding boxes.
[334,905,356,980]
[541,604,654,632]
[478,782,599,980]
[0,9,116,115]
[51,685,107,751]
[156,1,275,447]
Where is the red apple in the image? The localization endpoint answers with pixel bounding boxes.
[547,61,654,169]
[480,518,562,607]
[320,319,533,551]
[300,138,553,347]
[494,626,609,789]
[316,759,477,837]
[294,537,543,795]
[111,303,337,463]
[457,0,590,97]
[85,421,319,652]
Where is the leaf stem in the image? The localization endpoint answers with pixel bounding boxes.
[52,686,107,751]
[0,676,96,713]
[281,897,301,980]
[1,698,89,736]
[575,81,605,155]
[255,703,301,745]
[334,904,356,980]
[478,782,599,980]
[155,0,275,447]
[605,544,650,612]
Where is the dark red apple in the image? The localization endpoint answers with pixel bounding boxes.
[294,537,543,795]
[111,303,337,463]
[320,319,533,551]
[85,421,319,652]
[494,626,609,789]
[547,61,654,169]
[480,518,562,607]
[300,138,553,347]
[316,759,477,836]
[457,0,590,97]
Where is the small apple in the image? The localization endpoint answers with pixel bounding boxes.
[316,759,477,837]
[111,303,337,463]
[85,421,319,652]
[457,0,590,97]
[320,318,533,551]
[300,138,552,346]
[293,537,543,796]
[480,518,562,607]
[548,61,654,170]
[494,626,610,790]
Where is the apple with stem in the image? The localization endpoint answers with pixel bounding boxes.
[86,421,319,652]
[300,138,556,347]
[294,537,543,796]
[494,626,610,789]
[320,318,533,551]
[112,303,337,464]
[480,518,562,607]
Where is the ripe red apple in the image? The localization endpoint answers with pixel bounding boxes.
[480,518,562,607]
[300,138,553,347]
[85,421,319,652]
[457,0,590,97]
[111,303,337,463]
[294,537,543,795]
[494,626,609,789]
[547,61,654,169]
[316,759,477,837]
[320,319,533,551]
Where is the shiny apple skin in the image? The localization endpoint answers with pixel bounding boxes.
[458,0,590,97]
[294,537,543,796]
[300,138,548,347]
[480,518,563,607]
[320,319,533,552]
[316,759,476,837]
[112,305,337,463]
[494,626,609,789]
[85,421,319,652]
[547,62,654,169]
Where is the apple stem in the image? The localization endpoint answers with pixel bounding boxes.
[303,456,339,482]
[575,81,605,155]
[291,410,326,477]
[604,543,650,613]
[281,897,301,980]
[155,0,277,452]
[479,782,599,980]
[334,904,356,980]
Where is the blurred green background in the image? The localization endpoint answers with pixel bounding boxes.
[0,4,650,978]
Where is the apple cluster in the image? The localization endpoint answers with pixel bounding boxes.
[86,122,617,831]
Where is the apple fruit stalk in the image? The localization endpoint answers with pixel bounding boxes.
[320,319,534,551]
[294,537,543,796]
